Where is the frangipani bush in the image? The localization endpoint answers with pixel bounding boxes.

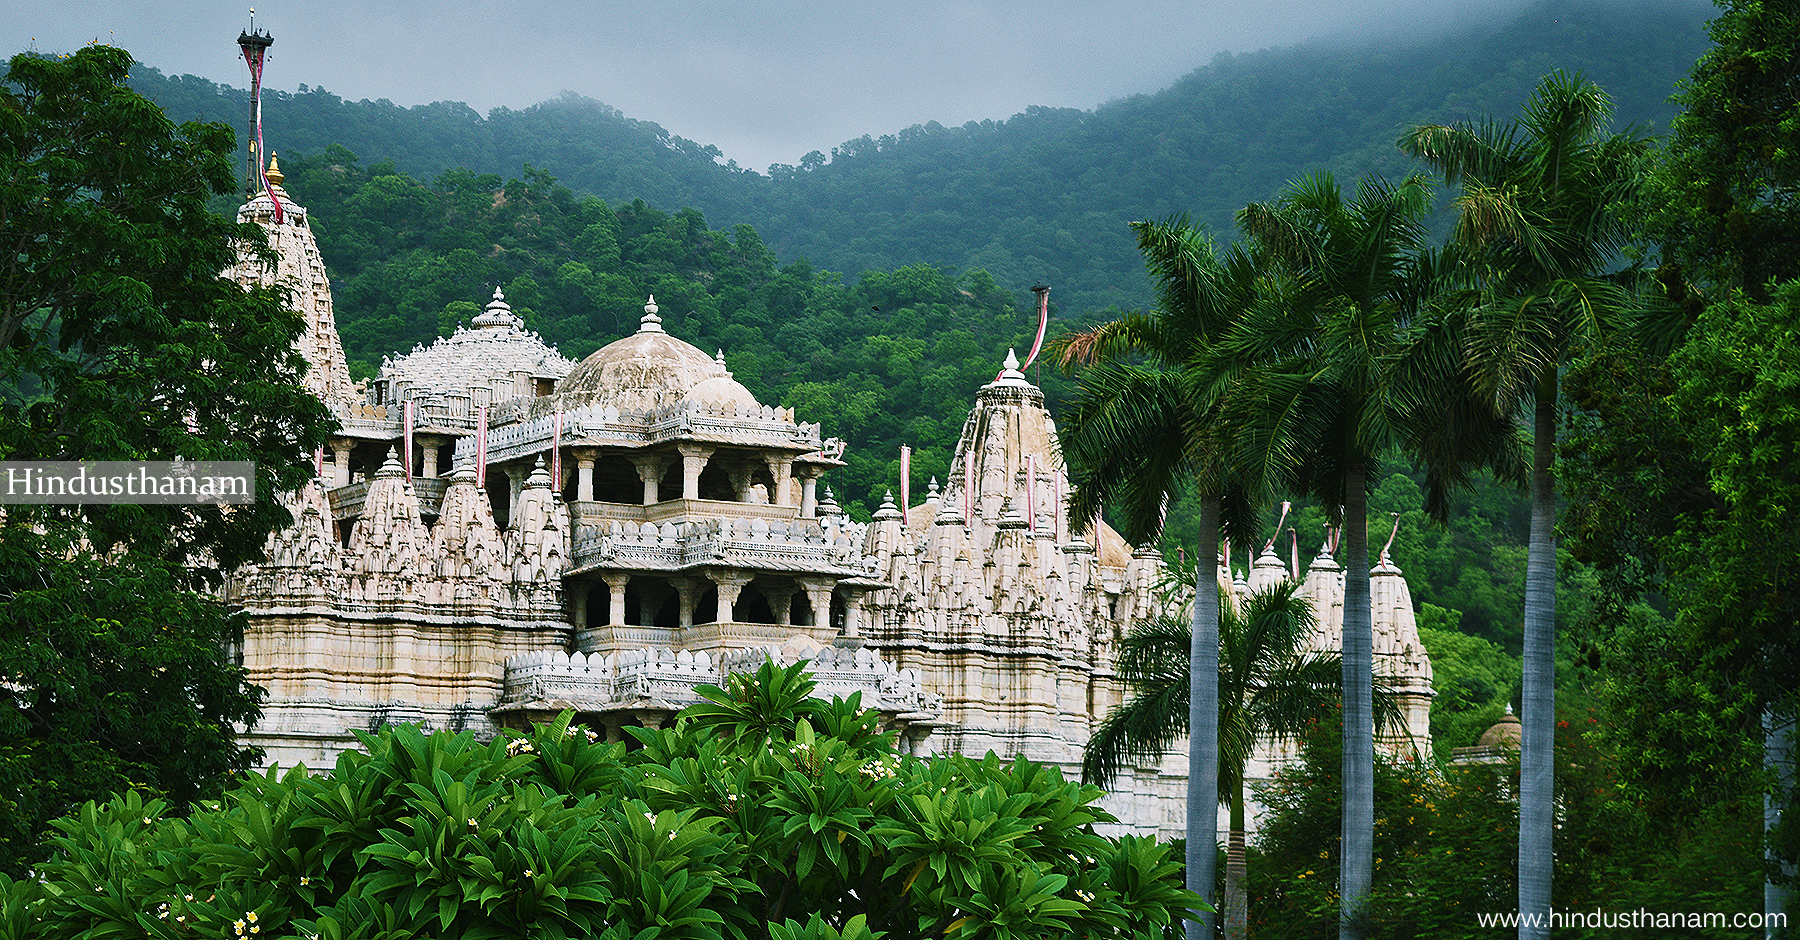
[1,660,1200,940]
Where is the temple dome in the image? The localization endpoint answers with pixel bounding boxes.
[557,297,759,412]
[381,289,572,398]
[1477,707,1522,749]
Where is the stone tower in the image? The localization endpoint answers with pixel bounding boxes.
[229,156,359,411]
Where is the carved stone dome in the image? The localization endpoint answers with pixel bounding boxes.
[1477,707,1522,749]
[557,297,757,412]
[381,289,572,397]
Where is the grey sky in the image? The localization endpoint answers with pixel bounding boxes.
[7,0,1542,174]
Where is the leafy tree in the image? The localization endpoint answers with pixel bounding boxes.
[1401,71,1651,937]
[0,45,333,872]
[0,663,1201,940]
[1644,0,1800,297]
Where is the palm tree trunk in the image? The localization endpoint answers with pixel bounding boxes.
[1188,495,1222,940]
[1340,459,1373,940]
[1226,784,1249,940]
[1518,371,1558,940]
[1766,708,1795,938]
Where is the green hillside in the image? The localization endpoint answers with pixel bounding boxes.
[132,0,1714,316]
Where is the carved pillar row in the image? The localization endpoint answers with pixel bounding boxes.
[631,453,670,505]
[573,448,597,502]
[676,444,715,501]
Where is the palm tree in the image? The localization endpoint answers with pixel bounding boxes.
[1054,217,1262,940]
[1087,580,1367,940]
[1226,171,1438,940]
[1400,72,1650,939]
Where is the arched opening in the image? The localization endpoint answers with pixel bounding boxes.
[695,586,719,624]
[624,578,681,628]
[591,454,643,504]
[735,580,776,625]
[697,459,735,501]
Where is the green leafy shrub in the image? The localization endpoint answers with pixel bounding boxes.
[0,660,1199,939]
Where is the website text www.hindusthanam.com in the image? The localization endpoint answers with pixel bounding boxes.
[0,462,256,505]
[1477,909,1788,931]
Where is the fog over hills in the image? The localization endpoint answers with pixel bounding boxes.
[129,0,1714,312]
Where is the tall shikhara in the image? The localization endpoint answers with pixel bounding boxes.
[230,157,358,411]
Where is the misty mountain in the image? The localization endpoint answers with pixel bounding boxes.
[132,0,1714,313]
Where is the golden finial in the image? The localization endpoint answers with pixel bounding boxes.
[265,154,284,186]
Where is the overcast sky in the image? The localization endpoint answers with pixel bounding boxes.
[6,0,1547,174]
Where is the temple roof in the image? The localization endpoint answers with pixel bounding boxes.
[380,289,573,396]
[557,297,760,413]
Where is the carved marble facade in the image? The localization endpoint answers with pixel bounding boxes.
[224,167,1435,839]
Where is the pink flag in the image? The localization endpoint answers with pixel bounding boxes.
[1022,286,1050,370]
[899,445,911,524]
[402,399,415,482]
[552,410,563,494]
[475,404,488,489]
[314,445,325,478]
[238,37,282,223]
[1026,455,1037,534]
[1054,469,1064,541]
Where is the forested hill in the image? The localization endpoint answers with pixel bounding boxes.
[131,0,1713,314]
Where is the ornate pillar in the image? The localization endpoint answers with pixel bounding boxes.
[569,581,590,629]
[507,466,524,523]
[763,454,796,507]
[798,578,835,629]
[330,438,355,488]
[602,572,630,626]
[840,589,869,640]
[670,576,698,629]
[573,448,598,502]
[711,571,751,623]
[726,464,754,502]
[795,466,823,517]
[763,583,797,626]
[631,453,670,505]
[416,433,445,478]
[676,444,715,501]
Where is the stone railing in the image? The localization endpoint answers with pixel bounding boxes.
[455,400,826,468]
[500,645,940,718]
[569,515,874,574]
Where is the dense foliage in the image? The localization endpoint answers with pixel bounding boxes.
[1246,715,1761,939]
[0,662,1200,940]
[0,47,332,873]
